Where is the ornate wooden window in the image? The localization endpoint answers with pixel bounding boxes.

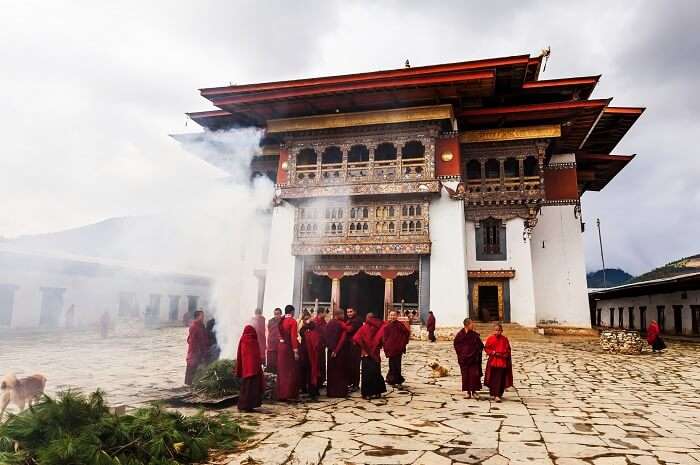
[524,156,539,176]
[466,159,481,180]
[485,159,500,178]
[475,218,507,261]
[504,157,518,178]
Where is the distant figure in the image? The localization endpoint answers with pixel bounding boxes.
[99,311,111,339]
[182,311,193,327]
[65,304,75,329]
[299,312,323,400]
[324,309,350,397]
[483,323,513,402]
[251,308,266,360]
[426,311,436,342]
[647,320,666,352]
[313,310,328,387]
[352,312,386,399]
[236,325,264,412]
[453,318,483,399]
[275,305,300,401]
[345,307,363,391]
[382,310,410,387]
[266,308,282,373]
[205,318,220,364]
[184,310,209,386]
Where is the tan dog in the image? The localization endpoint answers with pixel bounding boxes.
[428,362,449,378]
[1,373,47,419]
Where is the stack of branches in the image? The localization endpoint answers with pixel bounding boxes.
[192,359,240,399]
[0,389,251,465]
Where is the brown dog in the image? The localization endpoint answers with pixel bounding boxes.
[428,362,449,378]
[0,373,47,419]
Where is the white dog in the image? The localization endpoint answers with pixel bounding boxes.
[0,373,47,419]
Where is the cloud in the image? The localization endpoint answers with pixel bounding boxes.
[0,0,696,275]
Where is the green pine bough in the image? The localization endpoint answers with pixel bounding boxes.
[192,359,241,398]
[0,389,251,465]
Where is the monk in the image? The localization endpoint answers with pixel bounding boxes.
[251,308,266,363]
[275,305,300,401]
[382,310,410,387]
[647,320,666,352]
[324,309,350,397]
[453,318,483,399]
[426,311,436,342]
[313,310,328,387]
[352,312,387,399]
[236,325,264,412]
[483,323,513,402]
[299,313,323,400]
[266,308,282,372]
[345,307,363,391]
[184,310,209,385]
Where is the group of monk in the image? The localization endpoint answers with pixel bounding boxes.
[453,319,513,402]
[233,305,411,411]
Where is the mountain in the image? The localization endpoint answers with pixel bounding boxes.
[587,268,634,288]
[629,254,700,283]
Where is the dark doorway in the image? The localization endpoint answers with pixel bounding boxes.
[640,306,647,333]
[673,305,683,335]
[341,272,384,319]
[394,272,419,317]
[168,295,180,321]
[0,285,17,326]
[691,305,700,335]
[478,286,499,321]
[40,287,65,328]
[302,273,331,313]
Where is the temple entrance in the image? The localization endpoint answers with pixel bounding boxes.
[394,271,419,318]
[470,279,506,322]
[478,286,499,321]
[341,272,384,319]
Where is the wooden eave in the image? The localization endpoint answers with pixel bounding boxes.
[522,75,600,99]
[187,109,263,130]
[581,107,645,153]
[576,153,635,192]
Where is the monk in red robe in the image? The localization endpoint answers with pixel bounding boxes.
[251,308,266,363]
[345,307,363,391]
[266,308,282,373]
[352,312,387,399]
[483,323,513,402]
[275,305,300,401]
[313,311,328,387]
[184,310,209,385]
[236,325,264,411]
[453,318,483,399]
[299,313,323,400]
[647,320,666,352]
[382,310,410,387]
[426,311,436,342]
[324,309,350,397]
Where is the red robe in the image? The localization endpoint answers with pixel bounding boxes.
[453,329,483,391]
[266,316,281,370]
[352,317,384,362]
[324,318,350,397]
[426,313,436,332]
[346,315,363,387]
[647,321,660,345]
[483,334,513,390]
[313,314,327,385]
[300,320,323,392]
[275,315,299,400]
[236,325,264,410]
[382,320,410,358]
[186,320,209,366]
[251,315,267,358]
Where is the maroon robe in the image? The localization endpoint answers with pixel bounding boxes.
[426,313,436,342]
[382,320,410,386]
[236,325,264,411]
[266,316,281,372]
[346,315,363,389]
[353,317,387,398]
[300,320,323,397]
[324,319,350,397]
[185,320,209,385]
[275,315,299,401]
[251,315,267,360]
[313,314,327,386]
[453,329,483,392]
[484,334,513,397]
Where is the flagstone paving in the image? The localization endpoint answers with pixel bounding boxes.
[2,327,700,464]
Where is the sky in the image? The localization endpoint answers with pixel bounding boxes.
[0,0,698,276]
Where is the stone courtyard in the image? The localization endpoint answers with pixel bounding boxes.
[2,326,700,464]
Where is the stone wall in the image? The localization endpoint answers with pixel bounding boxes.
[599,330,647,354]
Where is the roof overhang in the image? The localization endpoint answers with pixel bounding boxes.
[581,107,645,153]
[589,272,700,300]
[576,153,635,192]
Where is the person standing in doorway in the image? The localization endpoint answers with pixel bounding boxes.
[345,307,363,392]
[184,310,209,386]
[483,323,513,402]
[352,312,387,399]
[453,318,483,399]
[251,308,266,364]
[275,305,300,401]
[426,311,436,342]
[382,310,410,387]
[266,308,282,372]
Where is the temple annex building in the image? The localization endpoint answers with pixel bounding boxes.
[182,53,644,329]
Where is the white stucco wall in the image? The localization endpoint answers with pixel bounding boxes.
[596,290,700,335]
[262,201,297,317]
[530,204,590,327]
[465,217,537,326]
[429,183,469,326]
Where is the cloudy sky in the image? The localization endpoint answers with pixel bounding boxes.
[1,0,698,275]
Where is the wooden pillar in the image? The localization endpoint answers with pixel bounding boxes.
[328,271,344,312]
[380,271,399,319]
